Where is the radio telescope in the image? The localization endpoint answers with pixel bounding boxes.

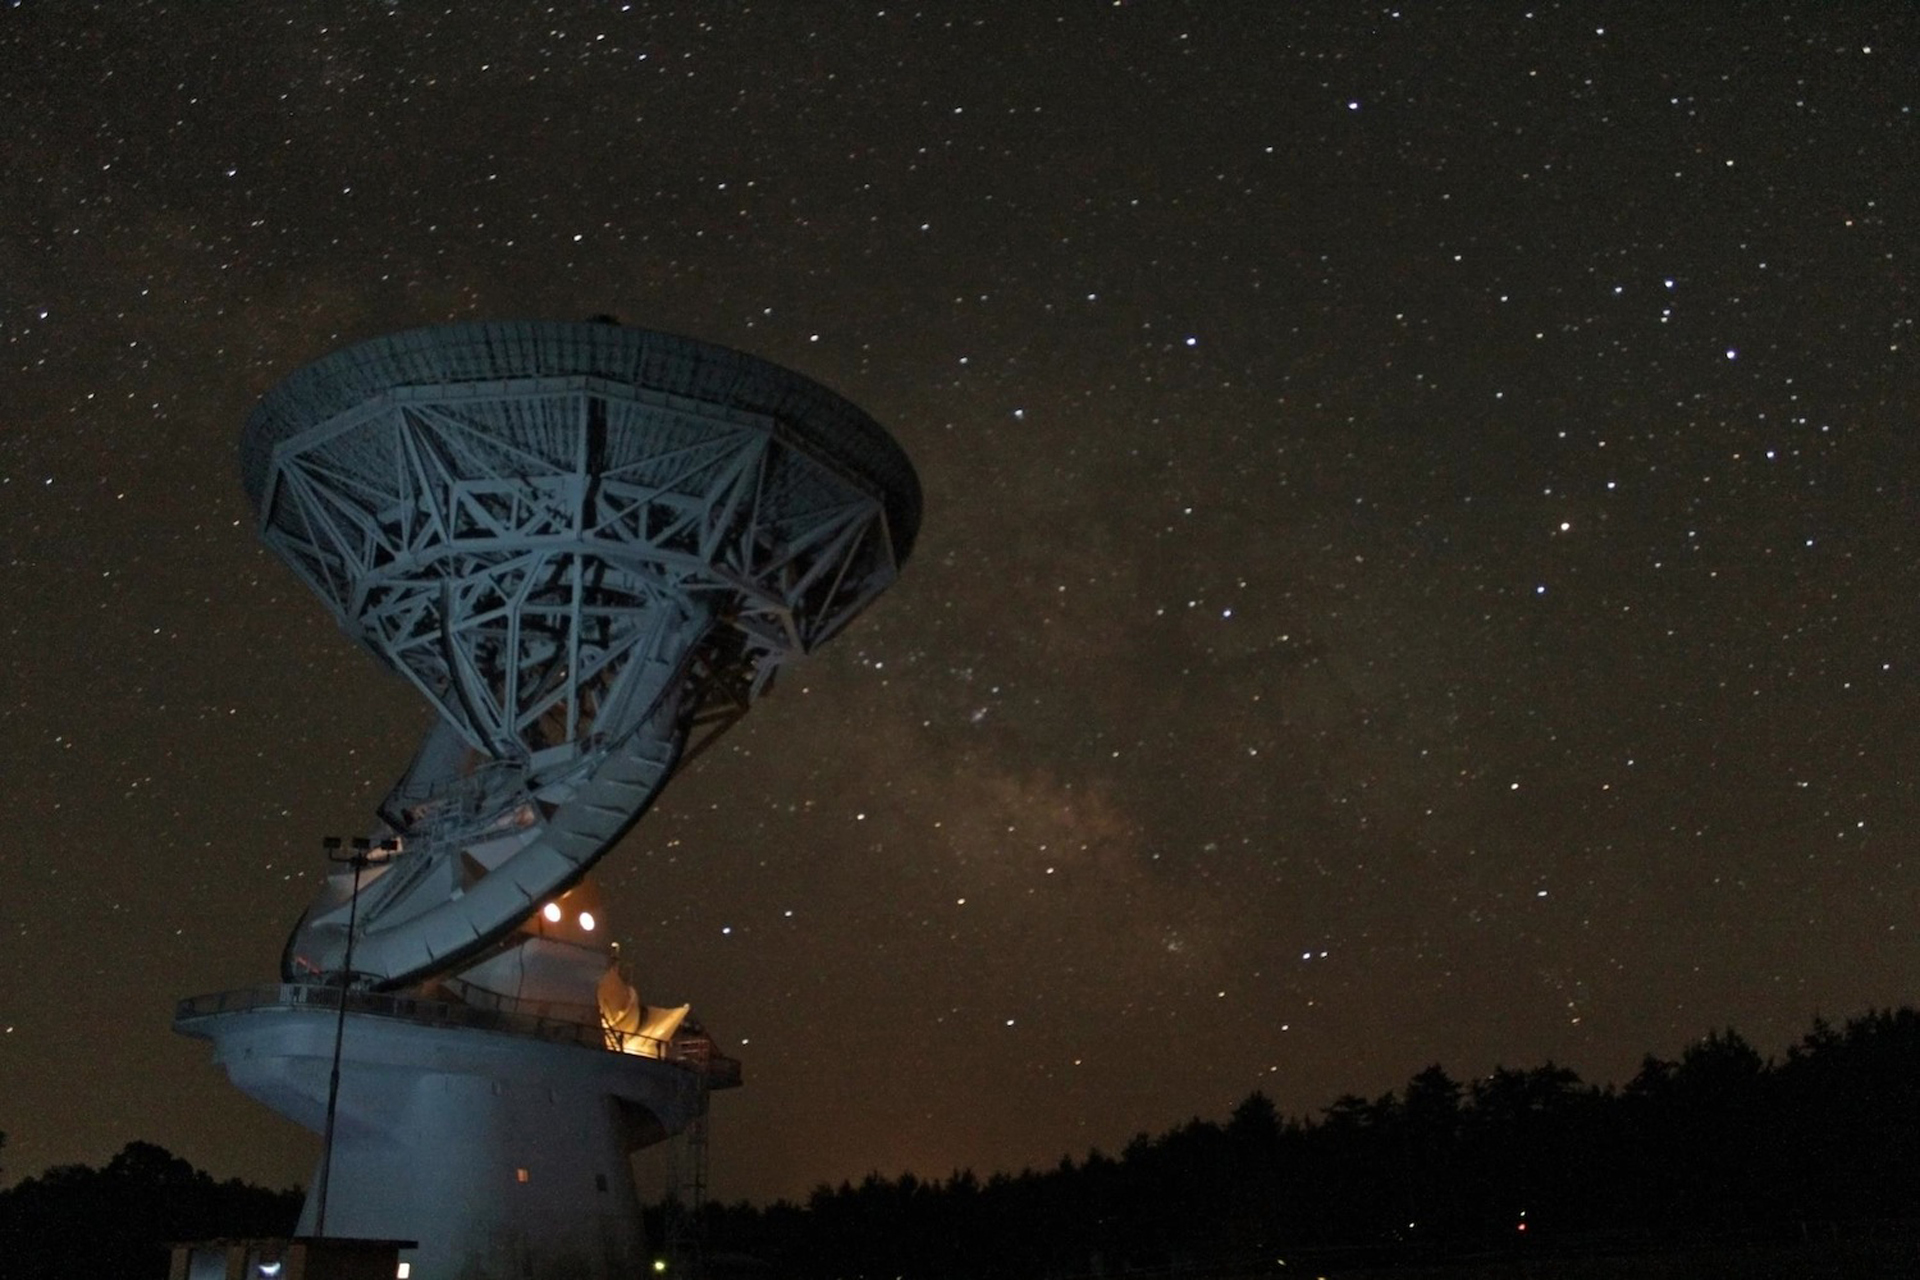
[175,320,919,1280]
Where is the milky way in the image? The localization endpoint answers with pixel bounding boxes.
[0,3,1914,1202]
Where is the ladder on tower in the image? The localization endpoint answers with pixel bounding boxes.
[661,1066,712,1280]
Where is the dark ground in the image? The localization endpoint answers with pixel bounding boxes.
[1222,1233,1920,1280]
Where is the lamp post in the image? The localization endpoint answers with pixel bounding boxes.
[312,835,394,1238]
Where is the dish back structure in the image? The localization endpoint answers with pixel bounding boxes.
[245,320,918,987]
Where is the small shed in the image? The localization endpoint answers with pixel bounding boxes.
[169,1236,415,1280]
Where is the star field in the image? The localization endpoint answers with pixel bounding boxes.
[0,3,1915,1203]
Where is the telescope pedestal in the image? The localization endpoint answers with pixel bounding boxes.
[174,321,915,1277]
[181,996,702,1280]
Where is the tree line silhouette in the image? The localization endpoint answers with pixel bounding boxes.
[676,1007,1920,1277]
[0,1138,300,1279]
[2,1007,1914,1278]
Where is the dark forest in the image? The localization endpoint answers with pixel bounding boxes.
[4,1008,1915,1278]
[679,1008,1919,1277]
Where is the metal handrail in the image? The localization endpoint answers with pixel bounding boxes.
[176,983,653,1058]
[177,983,742,1086]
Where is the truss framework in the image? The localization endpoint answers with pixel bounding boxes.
[256,364,908,985]
[264,380,894,767]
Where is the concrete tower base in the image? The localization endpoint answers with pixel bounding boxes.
[178,988,712,1280]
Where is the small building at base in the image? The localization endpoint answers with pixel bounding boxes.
[169,1236,414,1280]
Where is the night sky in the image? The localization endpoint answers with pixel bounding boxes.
[2,3,1915,1206]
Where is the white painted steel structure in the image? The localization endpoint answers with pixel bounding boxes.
[177,320,919,1280]
[241,321,919,987]
[178,985,728,1279]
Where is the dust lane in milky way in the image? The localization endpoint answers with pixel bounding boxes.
[0,2,1913,1203]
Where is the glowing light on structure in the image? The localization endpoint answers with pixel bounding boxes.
[176,319,917,1279]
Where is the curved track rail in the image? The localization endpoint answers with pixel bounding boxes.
[246,321,920,989]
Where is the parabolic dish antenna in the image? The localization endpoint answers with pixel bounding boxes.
[178,319,919,1277]
[244,319,921,988]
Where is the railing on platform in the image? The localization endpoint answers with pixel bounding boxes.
[175,983,741,1086]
